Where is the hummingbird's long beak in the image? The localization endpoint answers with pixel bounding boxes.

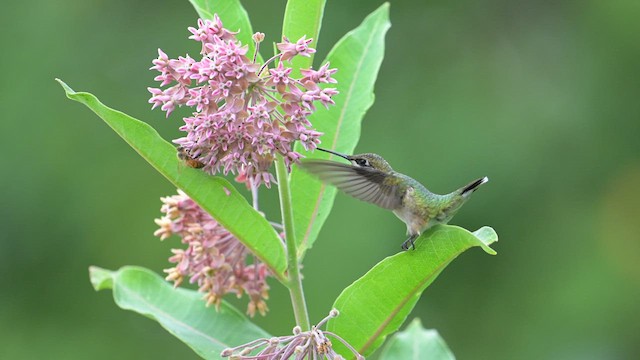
[317,147,351,160]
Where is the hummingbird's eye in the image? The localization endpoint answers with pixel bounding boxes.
[355,158,370,167]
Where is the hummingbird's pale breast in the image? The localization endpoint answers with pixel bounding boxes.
[393,187,429,236]
[389,174,442,237]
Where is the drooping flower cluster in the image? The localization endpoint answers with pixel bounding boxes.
[221,309,364,360]
[154,190,272,316]
[148,15,338,187]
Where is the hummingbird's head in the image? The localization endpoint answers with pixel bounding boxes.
[317,148,394,172]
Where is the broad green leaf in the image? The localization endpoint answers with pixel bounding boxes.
[58,80,286,280]
[290,3,391,257]
[379,319,456,360]
[90,266,270,360]
[189,0,263,63]
[281,0,326,78]
[327,225,498,357]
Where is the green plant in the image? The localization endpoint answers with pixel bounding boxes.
[59,1,497,358]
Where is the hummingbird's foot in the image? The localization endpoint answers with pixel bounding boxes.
[401,234,419,251]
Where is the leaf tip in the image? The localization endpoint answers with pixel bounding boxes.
[483,246,498,256]
[407,317,423,329]
[55,78,75,96]
[374,2,391,22]
[472,226,499,255]
[377,2,391,23]
[89,265,114,291]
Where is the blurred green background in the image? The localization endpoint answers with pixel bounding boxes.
[2,0,639,359]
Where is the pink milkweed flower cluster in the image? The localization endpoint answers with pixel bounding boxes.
[221,309,365,360]
[148,15,338,187]
[154,190,272,317]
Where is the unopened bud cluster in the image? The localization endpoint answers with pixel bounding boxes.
[220,309,365,359]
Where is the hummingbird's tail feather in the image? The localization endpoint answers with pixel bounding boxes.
[436,176,489,224]
[460,176,489,197]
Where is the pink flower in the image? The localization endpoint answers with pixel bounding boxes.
[301,62,338,84]
[188,15,237,51]
[265,62,293,93]
[277,36,317,61]
[149,15,338,187]
[147,84,188,118]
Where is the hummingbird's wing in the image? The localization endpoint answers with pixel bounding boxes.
[299,160,402,210]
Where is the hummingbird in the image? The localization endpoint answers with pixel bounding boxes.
[299,148,489,250]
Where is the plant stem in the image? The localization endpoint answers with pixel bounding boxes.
[249,178,259,210]
[275,155,310,330]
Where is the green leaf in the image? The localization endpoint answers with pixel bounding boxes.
[188,0,263,63]
[281,0,326,78]
[327,225,498,357]
[58,80,286,281]
[379,319,456,360]
[290,3,391,257]
[89,266,270,360]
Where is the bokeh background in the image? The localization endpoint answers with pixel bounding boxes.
[2,0,639,359]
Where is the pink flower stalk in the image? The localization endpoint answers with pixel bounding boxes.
[148,15,338,187]
[154,190,273,317]
[221,309,365,360]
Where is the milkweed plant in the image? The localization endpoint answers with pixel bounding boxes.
[59,1,498,359]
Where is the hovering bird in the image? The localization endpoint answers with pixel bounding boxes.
[299,148,488,250]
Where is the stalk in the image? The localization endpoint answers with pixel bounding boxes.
[275,155,310,330]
